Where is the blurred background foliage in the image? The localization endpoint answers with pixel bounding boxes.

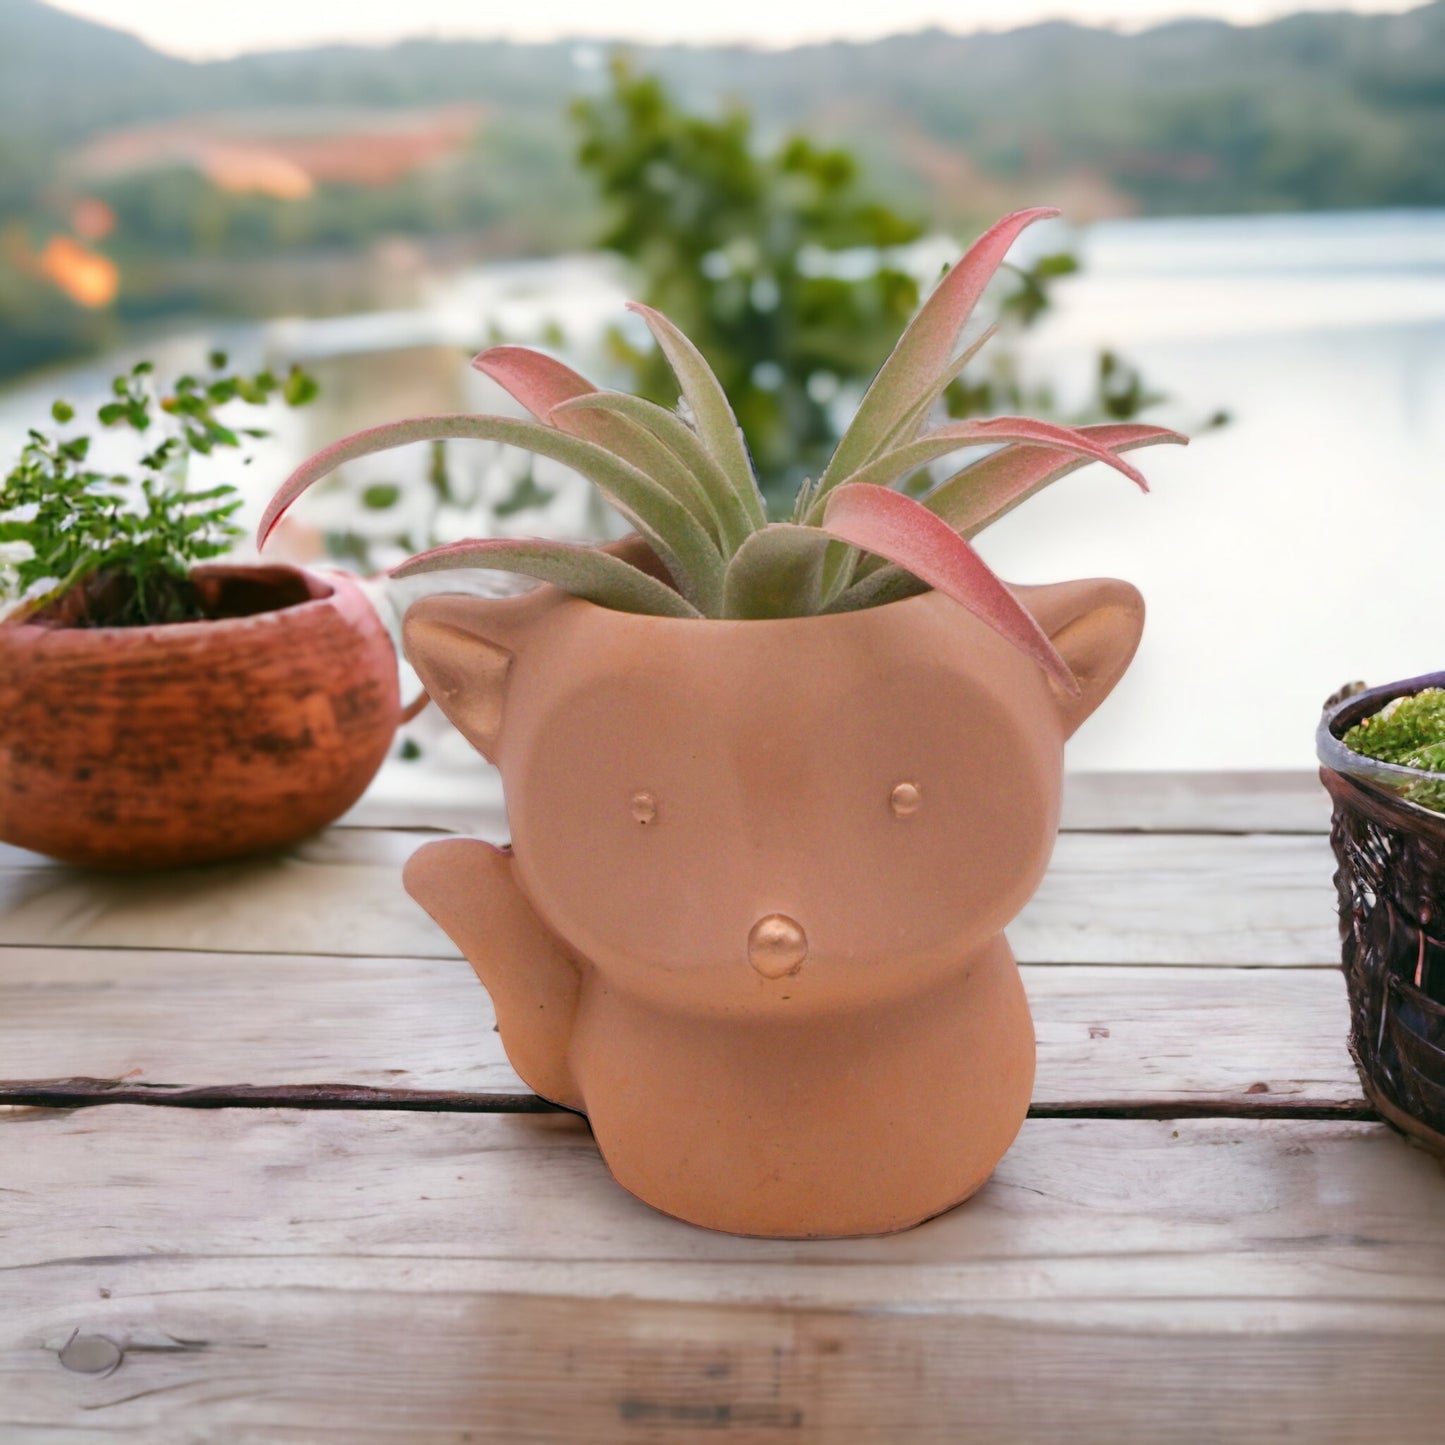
[574,60,1200,510]
[2,0,1444,384]
[327,57,1191,559]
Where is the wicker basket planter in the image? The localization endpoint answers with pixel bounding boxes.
[1319,673,1445,1157]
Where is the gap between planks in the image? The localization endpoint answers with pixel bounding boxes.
[0,950,1364,1115]
[0,1081,1378,1122]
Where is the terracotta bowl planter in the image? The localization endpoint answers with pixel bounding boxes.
[0,563,404,870]
[400,569,1144,1237]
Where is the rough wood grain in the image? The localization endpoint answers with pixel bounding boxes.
[7,1290,1445,1445]
[1061,768,1331,834]
[3,1109,1444,1442]
[0,949,1360,1111]
[0,830,1343,965]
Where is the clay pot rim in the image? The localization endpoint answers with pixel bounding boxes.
[3,562,344,642]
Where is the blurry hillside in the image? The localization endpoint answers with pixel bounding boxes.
[4,0,1445,379]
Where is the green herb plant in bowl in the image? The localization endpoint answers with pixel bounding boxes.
[261,207,1189,1237]
[1338,688,1445,813]
[0,357,413,870]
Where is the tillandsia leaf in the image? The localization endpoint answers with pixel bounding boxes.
[814,327,1004,604]
[819,483,1078,696]
[473,347,722,545]
[553,392,755,554]
[257,414,725,615]
[928,422,1185,538]
[471,345,596,417]
[809,414,1151,603]
[720,524,834,619]
[871,323,999,460]
[391,537,702,620]
[825,562,929,614]
[814,416,1150,510]
[816,206,1059,499]
[626,302,769,529]
[845,423,1184,595]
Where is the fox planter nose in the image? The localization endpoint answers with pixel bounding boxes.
[401,576,1142,1237]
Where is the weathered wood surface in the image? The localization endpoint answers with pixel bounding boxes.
[4,1108,1445,1443]
[7,768,1429,1444]
[0,829,1342,965]
[0,948,1360,1113]
[1058,768,1331,834]
[341,766,1334,836]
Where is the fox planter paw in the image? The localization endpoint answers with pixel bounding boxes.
[400,570,1143,1238]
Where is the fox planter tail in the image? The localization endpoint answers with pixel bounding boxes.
[401,568,1143,1238]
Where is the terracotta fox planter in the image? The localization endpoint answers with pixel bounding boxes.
[402,566,1144,1237]
[0,563,403,870]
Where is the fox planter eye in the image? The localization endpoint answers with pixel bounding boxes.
[262,207,1186,1237]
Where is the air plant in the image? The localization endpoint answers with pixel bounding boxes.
[260,208,1185,694]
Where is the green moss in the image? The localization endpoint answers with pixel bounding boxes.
[1343,688,1445,810]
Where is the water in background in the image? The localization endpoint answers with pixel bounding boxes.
[1000,209,1445,771]
[4,209,1444,773]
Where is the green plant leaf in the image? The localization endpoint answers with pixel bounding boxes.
[825,562,928,613]
[869,323,998,459]
[626,302,768,528]
[362,483,402,510]
[820,482,1077,694]
[283,367,320,407]
[553,391,755,554]
[816,207,1058,500]
[720,524,833,619]
[391,537,701,619]
[258,413,725,615]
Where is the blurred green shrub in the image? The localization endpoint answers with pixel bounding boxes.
[573,58,1202,513]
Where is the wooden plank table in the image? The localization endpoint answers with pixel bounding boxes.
[3,770,1443,1442]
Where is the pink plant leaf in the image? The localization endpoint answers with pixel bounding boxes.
[471,346,597,418]
[554,391,755,553]
[820,483,1078,695]
[256,413,724,615]
[814,416,1151,510]
[809,415,1153,602]
[871,322,999,459]
[391,537,701,620]
[818,206,1059,494]
[626,302,768,527]
[839,425,1183,601]
[474,347,721,544]
[928,422,1185,537]
[720,524,833,619]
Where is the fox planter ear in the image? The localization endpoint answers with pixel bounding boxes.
[1017,577,1145,737]
[401,593,534,765]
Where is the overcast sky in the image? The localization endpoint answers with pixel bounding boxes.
[47,0,1426,58]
